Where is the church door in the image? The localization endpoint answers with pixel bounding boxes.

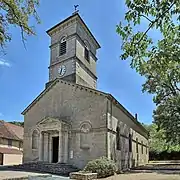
[52,137,59,163]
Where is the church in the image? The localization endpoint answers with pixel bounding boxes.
[22,12,149,170]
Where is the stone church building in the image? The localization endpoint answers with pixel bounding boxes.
[22,13,149,170]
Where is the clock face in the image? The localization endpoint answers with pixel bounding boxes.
[58,65,66,77]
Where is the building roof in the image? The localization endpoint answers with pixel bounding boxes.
[46,13,101,49]
[0,147,22,154]
[21,79,148,136]
[0,120,24,141]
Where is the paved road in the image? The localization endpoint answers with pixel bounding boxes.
[0,170,180,180]
[0,170,49,180]
[103,172,180,180]
[0,170,69,180]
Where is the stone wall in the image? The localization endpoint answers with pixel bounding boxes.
[106,99,148,170]
[48,14,99,89]
[76,60,96,89]
[23,80,107,168]
[76,20,98,55]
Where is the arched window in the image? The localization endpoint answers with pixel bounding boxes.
[59,36,67,56]
[116,127,121,150]
[80,122,91,149]
[84,41,90,62]
[32,130,39,149]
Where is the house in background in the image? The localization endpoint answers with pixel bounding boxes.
[0,120,23,165]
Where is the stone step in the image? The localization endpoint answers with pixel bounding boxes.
[7,162,79,176]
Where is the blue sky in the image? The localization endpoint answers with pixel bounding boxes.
[0,0,156,124]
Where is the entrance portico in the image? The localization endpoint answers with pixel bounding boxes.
[37,117,69,163]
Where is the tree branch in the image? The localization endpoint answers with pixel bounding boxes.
[1,0,35,49]
[139,14,153,23]
[137,2,175,45]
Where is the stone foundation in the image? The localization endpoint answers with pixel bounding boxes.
[70,172,97,180]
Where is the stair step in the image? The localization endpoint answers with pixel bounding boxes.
[8,162,79,176]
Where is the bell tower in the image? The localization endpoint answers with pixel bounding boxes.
[46,13,100,89]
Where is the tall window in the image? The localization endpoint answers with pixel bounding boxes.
[136,138,138,153]
[129,134,132,152]
[32,130,39,149]
[146,144,148,154]
[141,141,143,154]
[59,36,66,56]
[84,41,90,62]
[84,47,90,61]
[8,139,12,147]
[116,127,121,150]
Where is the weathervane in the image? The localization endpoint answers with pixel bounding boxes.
[74,5,79,14]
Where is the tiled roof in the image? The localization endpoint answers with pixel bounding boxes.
[0,120,24,141]
[0,147,22,154]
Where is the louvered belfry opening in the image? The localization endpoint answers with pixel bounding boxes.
[60,37,66,56]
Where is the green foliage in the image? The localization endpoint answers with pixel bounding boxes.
[144,124,180,153]
[117,0,180,145]
[0,0,40,48]
[10,121,24,127]
[83,157,117,178]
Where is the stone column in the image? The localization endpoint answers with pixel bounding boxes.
[47,133,50,161]
[39,132,43,161]
[44,132,49,161]
[58,124,62,162]
[49,134,52,163]
[63,131,68,163]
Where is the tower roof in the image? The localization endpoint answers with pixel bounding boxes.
[46,13,101,49]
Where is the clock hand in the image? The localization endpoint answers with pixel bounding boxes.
[59,67,63,75]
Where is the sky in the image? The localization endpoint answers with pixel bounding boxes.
[0,0,156,124]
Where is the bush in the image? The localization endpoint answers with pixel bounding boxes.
[83,157,117,178]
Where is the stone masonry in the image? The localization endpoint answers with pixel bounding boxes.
[22,13,148,170]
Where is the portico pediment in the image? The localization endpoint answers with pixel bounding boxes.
[37,117,70,132]
[37,117,62,131]
[37,117,60,125]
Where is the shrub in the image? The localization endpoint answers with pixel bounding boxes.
[83,157,117,178]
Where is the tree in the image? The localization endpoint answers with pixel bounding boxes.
[144,123,180,153]
[0,0,40,48]
[117,0,180,145]
[10,121,24,127]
